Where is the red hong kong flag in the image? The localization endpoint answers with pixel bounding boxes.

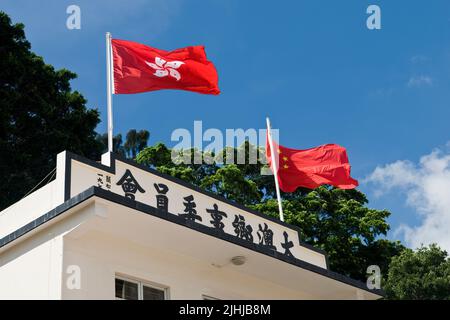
[266,137,359,192]
[112,39,220,95]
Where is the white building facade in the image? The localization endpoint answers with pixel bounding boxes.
[0,151,383,300]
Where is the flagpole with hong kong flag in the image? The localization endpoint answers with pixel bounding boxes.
[266,117,285,222]
[106,32,114,152]
[105,34,220,153]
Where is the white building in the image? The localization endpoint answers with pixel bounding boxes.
[0,151,383,300]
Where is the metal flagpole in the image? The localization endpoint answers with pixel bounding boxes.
[266,117,285,222]
[106,32,114,152]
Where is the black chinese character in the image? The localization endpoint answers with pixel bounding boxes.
[97,173,104,187]
[106,175,112,190]
[257,223,276,250]
[116,169,145,200]
[232,215,253,242]
[154,183,169,213]
[179,195,202,222]
[207,204,227,231]
[281,231,294,258]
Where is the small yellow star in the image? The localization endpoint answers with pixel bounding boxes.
[283,164,289,169]
[283,156,288,161]
[278,149,282,154]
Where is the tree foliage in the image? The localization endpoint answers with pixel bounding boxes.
[384,244,450,300]
[96,129,150,159]
[96,133,126,157]
[124,129,150,159]
[0,12,102,210]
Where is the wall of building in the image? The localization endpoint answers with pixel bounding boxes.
[0,230,63,299]
[62,230,314,300]
[0,151,67,239]
[0,200,94,299]
[0,182,56,238]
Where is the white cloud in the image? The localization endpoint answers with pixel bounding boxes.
[407,75,433,88]
[364,145,450,251]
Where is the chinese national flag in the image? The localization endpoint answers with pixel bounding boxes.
[266,137,358,192]
[112,39,220,95]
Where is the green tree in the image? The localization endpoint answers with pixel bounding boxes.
[0,12,102,210]
[384,244,450,300]
[136,141,404,280]
[96,133,126,157]
[251,188,404,281]
[124,129,150,159]
[96,129,150,159]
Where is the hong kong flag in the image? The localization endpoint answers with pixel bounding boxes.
[112,39,220,95]
[266,137,359,192]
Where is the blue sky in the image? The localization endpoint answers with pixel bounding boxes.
[2,0,450,249]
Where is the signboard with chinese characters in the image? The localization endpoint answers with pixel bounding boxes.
[65,152,327,269]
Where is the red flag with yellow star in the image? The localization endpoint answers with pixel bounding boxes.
[266,137,358,192]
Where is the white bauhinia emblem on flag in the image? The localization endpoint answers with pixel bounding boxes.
[145,57,184,81]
